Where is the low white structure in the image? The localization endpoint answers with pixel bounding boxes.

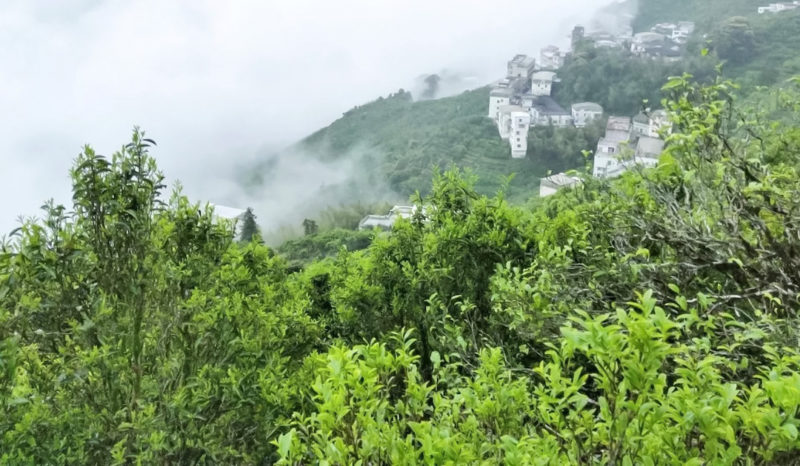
[651,21,695,42]
[540,173,582,197]
[528,96,572,127]
[210,204,247,237]
[673,21,696,41]
[539,45,563,70]
[358,205,419,231]
[507,54,537,79]
[635,136,665,163]
[488,87,514,120]
[593,116,633,178]
[498,105,531,158]
[531,71,557,96]
[631,32,666,56]
[572,102,604,127]
[606,116,632,133]
[758,1,800,13]
[651,23,677,36]
[633,110,671,138]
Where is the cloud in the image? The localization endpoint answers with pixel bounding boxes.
[0,0,606,234]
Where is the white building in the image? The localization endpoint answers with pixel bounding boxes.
[758,2,800,13]
[540,173,582,197]
[539,46,564,70]
[606,116,632,134]
[633,110,671,138]
[635,136,665,164]
[358,205,419,231]
[497,105,531,158]
[673,21,696,41]
[593,116,632,178]
[507,54,537,79]
[651,23,677,36]
[651,21,695,42]
[631,32,666,56]
[572,102,604,127]
[488,87,514,121]
[528,96,573,127]
[531,71,557,96]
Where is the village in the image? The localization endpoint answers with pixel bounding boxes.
[486,18,697,198]
[240,6,795,233]
[352,18,696,231]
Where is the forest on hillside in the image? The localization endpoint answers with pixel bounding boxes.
[3,72,800,464]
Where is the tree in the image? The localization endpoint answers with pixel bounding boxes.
[421,74,441,100]
[713,16,756,65]
[302,218,318,236]
[239,207,259,243]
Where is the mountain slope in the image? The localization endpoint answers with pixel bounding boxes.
[250,87,602,203]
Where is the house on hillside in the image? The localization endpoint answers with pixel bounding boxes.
[635,136,665,163]
[540,173,582,197]
[358,205,420,231]
[593,116,633,178]
[631,32,667,57]
[497,105,531,158]
[528,96,573,127]
[540,45,564,69]
[758,2,800,13]
[672,21,696,42]
[651,23,677,36]
[488,87,514,120]
[507,54,537,80]
[633,110,671,138]
[531,71,557,96]
[606,115,632,134]
[572,102,604,128]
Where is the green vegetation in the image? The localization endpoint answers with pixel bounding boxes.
[4,75,800,463]
[254,88,601,202]
[277,228,374,269]
[632,0,762,31]
[553,49,718,115]
[239,207,260,243]
[723,11,800,87]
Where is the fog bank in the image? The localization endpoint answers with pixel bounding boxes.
[0,0,611,234]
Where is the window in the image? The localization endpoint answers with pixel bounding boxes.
[516,138,520,142]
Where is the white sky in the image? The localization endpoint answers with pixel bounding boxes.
[0,0,605,234]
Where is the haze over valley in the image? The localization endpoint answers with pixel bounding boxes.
[0,0,609,234]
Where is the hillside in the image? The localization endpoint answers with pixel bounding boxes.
[250,88,602,201]
[240,0,800,236]
[632,0,763,31]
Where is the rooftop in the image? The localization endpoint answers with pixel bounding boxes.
[531,96,569,116]
[211,204,246,220]
[572,102,603,113]
[509,54,536,67]
[532,71,557,82]
[499,104,528,115]
[604,130,631,143]
[607,116,632,131]
[490,87,514,97]
[633,32,666,43]
[358,215,393,230]
[541,173,582,190]
[636,137,665,158]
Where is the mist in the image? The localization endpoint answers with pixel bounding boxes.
[0,0,611,235]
